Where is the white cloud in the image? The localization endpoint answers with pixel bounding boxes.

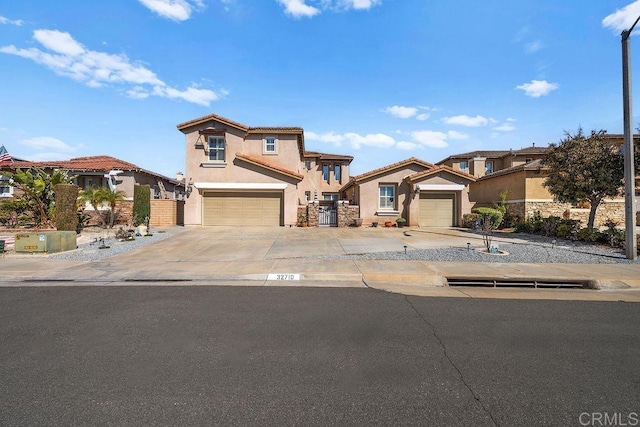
[525,40,544,54]
[305,131,345,145]
[396,141,420,150]
[0,15,23,26]
[446,130,469,140]
[411,131,448,148]
[345,132,395,149]
[138,0,205,21]
[384,105,418,119]
[494,123,515,132]
[277,0,381,18]
[277,0,320,18]
[603,1,640,33]
[1,29,225,106]
[20,136,80,153]
[443,115,489,127]
[384,105,432,120]
[516,79,559,98]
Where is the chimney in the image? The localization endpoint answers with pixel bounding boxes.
[176,171,184,182]
[532,142,536,148]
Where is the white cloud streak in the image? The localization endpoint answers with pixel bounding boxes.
[20,137,83,157]
[307,126,461,150]
[276,0,381,18]
[0,15,23,26]
[516,79,559,98]
[603,1,640,33]
[1,29,224,106]
[384,105,432,120]
[442,115,489,127]
[138,0,205,21]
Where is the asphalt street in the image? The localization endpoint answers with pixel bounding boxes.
[1,286,639,426]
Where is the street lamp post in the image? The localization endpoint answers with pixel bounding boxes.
[622,17,639,260]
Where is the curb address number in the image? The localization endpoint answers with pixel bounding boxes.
[267,273,300,281]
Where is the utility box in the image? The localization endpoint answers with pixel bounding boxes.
[14,231,77,253]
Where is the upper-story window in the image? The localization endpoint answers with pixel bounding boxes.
[322,164,330,183]
[0,175,13,197]
[305,160,312,170]
[459,161,469,171]
[334,164,341,183]
[485,161,494,175]
[264,136,277,154]
[208,136,225,161]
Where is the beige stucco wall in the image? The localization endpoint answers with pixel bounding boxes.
[470,171,526,205]
[413,171,475,226]
[181,118,349,226]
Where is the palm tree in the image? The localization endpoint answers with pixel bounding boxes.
[99,188,127,228]
[78,186,106,227]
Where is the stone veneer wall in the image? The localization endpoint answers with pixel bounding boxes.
[508,200,627,228]
[307,201,319,227]
[337,202,360,227]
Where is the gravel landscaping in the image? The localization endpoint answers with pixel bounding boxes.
[47,227,183,261]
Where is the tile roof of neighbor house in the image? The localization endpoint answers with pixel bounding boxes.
[0,155,181,184]
[476,158,548,181]
[303,151,354,162]
[407,164,477,182]
[340,157,435,192]
[235,153,304,181]
[436,145,550,164]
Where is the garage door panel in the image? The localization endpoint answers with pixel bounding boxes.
[203,192,282,226]
[419,193,455,227]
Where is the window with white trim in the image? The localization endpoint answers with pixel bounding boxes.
[264,136,277,153]
[208,136,225,161]
[0,175,12,197]
[379,185,395,210]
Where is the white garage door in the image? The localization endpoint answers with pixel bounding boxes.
[419,193,455,227]
[202,192,282,226]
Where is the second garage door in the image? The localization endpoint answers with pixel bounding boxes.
[418,193,455,227]
[202,192,282,226]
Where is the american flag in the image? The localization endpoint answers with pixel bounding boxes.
[0,145,11,162]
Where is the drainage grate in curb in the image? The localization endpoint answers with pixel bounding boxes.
[446,277,592,289]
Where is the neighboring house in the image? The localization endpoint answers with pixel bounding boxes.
[177,113,353,226]
[0,155,186,227]
[0,155,185,200]
[340,157,476,227]
[436,145,549,178]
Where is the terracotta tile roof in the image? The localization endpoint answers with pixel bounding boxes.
[235,153,304,181]
[407,164,477,182]
[303,151,354,162]
[350,157,434,182]
[436,146,550,164]
[0,156,181,184]
[476,158,547,181]
[177,113,305,135]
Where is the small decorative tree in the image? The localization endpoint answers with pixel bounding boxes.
[472,207,504,252]
[133,184,151,226]
[54,184,79,231]
[78,186,107,228]
[99,188,127,228]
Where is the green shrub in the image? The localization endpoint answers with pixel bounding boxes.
[512,221,532,234]
[576,227,602,242]
[133,184,150,226]
[541,216,561,236]
[0,199,29,228]
[54,184,79,231]
[462,213,482,228]
[471,207,504,229]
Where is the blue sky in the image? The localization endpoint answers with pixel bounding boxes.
[1,0,640,177]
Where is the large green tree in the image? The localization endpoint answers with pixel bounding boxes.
[7,167,75,227]
[542,129,639,229]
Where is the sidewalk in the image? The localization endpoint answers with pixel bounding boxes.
[2,226,640,302]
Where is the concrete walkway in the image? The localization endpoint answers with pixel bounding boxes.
[2,226,640,302]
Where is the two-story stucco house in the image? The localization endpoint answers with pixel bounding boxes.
[177,113,353,226]
[436,145,550,178]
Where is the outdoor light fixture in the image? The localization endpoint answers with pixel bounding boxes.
[621,16,639,260]
[404,245,407,255]
[186,177,194,197]
[467,242,471,252]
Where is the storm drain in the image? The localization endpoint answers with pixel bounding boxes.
[446,277,592,289]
